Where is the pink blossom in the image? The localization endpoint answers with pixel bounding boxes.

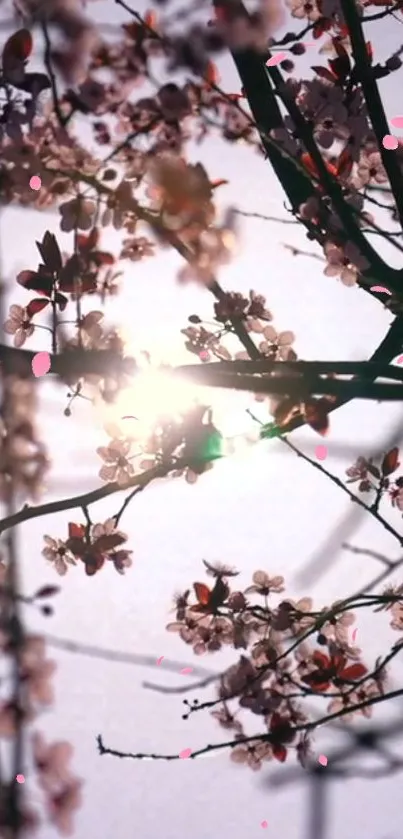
[4,305,34,348]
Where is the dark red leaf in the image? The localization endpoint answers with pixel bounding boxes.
[66,538,85,557]
[26,298,49,318]
[312,651,330,669]
[328,56,348,82]
[92,251,115,267]
[301,672,331,692]
[17,270,40,289]
[312,19,331,39]
[311,65,337,84]
[333,38,351,69]
[36,231,62,273]
[78,228,99,252]
[94,533,126,553]
[83,554,105,576]
[336,147,353,179]
[2,29,32,63]
[59,255,80,292]
[303,398,330,436]
[34,585,60,599]
[14,72,51,95]
[272,744,287,762]
[55,292,68,311]
[381,447,400,476]
[17,267,53,297]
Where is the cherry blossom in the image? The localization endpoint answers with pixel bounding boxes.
[4,305,34,348]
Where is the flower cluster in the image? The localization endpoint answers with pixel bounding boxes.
[346,446,403,510]
[42,518,133,577]
[167,561,399,769]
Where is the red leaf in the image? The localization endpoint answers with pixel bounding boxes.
[340,662,368,681]
[68,523,85,540]
[300,152,337,179]
[36,231,62,273]
[2,29,32,64]
[84,554,105,576]
[34,585,60,599]
[272,744,287,762]
[94,534,126,553]
[55,292,68,311]
[78,228,99,252]
[328,56,349,83]
[333,38,351,70]
[312,651,330,669]
[381,447,400,476]
[17,270,39,289]
[312,19,331,38]
[193,582,211,606]
[312,65,337,84]
[303,398,330,436]
[26,298,49,318]
[383,448,400,475]
[59,255,80,292]
[92,251,115,267]
[17,268,54,297]
[66,538,85,557]
[336,147,353,179]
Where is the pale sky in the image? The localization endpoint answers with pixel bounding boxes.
[2,1,403,838]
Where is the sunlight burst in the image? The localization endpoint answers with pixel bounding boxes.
[103,367,211,439]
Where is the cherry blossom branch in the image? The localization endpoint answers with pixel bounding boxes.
[96,688,403,762]
[172,368,403,400]
[0,345,136,379]
[234,209,298,224]
[340,0,403,231]
[266,716,403,789]
[266,59,394,284]
[0,458,188,537]
[115,1,403,295]
[151,596,402,708]
[279,436,403,548]
[342,544,397,569]
[5,344,403,385]
[40,22,71,129]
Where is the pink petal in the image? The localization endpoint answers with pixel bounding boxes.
[266,53,287,67]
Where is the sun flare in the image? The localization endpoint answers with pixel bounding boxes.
[100,366,212,440]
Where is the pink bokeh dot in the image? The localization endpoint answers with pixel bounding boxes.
[179,748,192,759]
[29,175,42,191]
[315,445,328,461]
[318,755,328,767]
[382,134,398,150]
[16,774,25,784]
[391,116,403,128]
[261,821,268,829]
